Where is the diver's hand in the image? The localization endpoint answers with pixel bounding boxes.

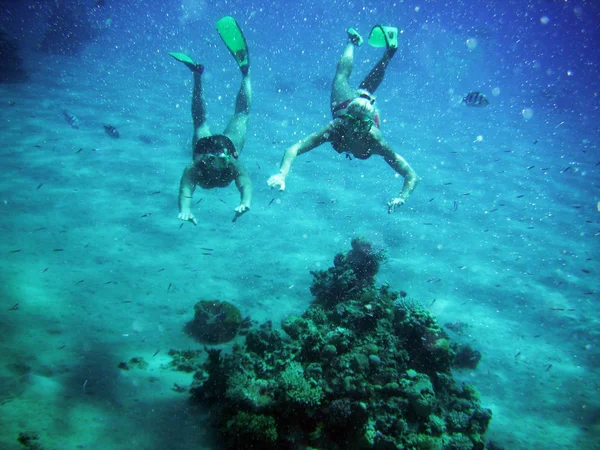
[178,211,197,225]
[387,197,405,214]
[234,204,250,215]
[232,204,250,222]
[267,173,286,191]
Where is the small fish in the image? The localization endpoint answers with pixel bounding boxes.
[533,139,539,144]
[561,165,571,173]
[462,91,490,107]
[268,198,275,206]
[167,282,172,293]
[150,191,161,195]
[514,351,521,358]
[196,198,203,205]
[201,248,214,251]
[104,124,120,139]
[516,194,524,198]
[53,248,64,252]
[527,165,535,170]
[75,148,84,153]
[545,363,552,371]
[9,303,19,311]
[37,183,43,190]
[139,135,153,144]
[428,198,435,202]
[63,110,80,129]
[179,223,184,229]
[8,101,16,106]
[153,349,160,357]
[95,0,106,8]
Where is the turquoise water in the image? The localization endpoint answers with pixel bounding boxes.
[1,1,599,449]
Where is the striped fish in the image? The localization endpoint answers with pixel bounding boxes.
[104,124,120,138]
[63,110,80,129]
[462,92,490,107]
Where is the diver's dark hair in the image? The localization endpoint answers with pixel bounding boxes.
[193,134,238,160]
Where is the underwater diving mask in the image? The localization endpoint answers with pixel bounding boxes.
[201,152,231,170]
[342,113,374,135]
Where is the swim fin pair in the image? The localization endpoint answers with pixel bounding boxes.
[169,16,249,74]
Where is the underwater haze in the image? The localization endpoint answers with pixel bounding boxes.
[1,0,599,449]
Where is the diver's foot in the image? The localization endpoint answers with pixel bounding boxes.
[191,63,205,74]
[385,46,398,60]
[347,28,363,47]
[169,52,204,73]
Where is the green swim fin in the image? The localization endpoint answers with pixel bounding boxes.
[169,52,203,73]
[216,16,249,74]
[368,25,399,49]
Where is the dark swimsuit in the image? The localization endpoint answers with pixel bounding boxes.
[330,98,381,160]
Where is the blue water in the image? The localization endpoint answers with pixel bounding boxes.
[1,0,599,449]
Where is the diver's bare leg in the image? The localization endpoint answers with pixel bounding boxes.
[191,69,211,151]
[358,48,396,94]
[330,40,357,113]
[223,72,252,153]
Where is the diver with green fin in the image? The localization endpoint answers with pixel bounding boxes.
[170,16,252,225]
[267,25,419,213]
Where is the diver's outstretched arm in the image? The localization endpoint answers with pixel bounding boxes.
[267,124,332,191]
[233,161,252,214]
[178,163,198,225]
[378,142,419,213]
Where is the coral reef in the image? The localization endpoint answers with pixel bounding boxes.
[179,238,492,449]
[0,28,27,83]
[186,300,243,344]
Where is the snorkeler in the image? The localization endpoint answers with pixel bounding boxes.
[172,16,252,225]
[267,26,419,213]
